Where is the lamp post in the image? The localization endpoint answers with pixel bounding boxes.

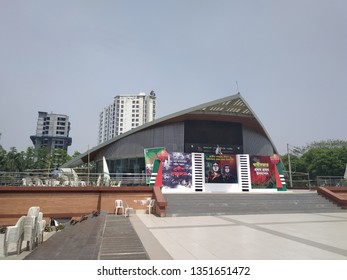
[87,145,90,186]
[287,144,293,188]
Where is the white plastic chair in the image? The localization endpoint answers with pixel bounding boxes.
[37,212,46,244]
[147,199,156,214]
[123,201,134,217]
[3,216,25,256]
[23,206,40,251]
[115,200,124,215]
[27,206,40,218]
[23,216,37,251]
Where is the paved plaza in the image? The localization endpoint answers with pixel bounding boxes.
[134,212,347,259]
[1,211,347,260]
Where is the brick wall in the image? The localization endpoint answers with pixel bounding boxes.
[0,186,154,226]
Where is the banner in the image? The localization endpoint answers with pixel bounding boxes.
[205,154,238,184]
[250,156,277,189]
[144,147,165,185]
[162,152,192,189]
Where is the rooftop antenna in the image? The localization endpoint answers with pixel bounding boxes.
[236,81,240,93]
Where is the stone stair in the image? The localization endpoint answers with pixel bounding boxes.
[164,191,345,217]
[99,215,149,260]
[24,214,149,260]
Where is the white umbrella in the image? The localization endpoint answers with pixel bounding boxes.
[103,156,110,185]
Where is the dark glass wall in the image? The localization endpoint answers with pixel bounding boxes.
[184,120,243,154]
[97,157,145,174]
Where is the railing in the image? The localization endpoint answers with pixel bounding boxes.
[317,176,347,187]
[0,171,147,187]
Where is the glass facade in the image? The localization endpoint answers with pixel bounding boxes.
[97,157,145,174]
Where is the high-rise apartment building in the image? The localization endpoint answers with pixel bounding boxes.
[30,111,72,152]
[98,91,156,144]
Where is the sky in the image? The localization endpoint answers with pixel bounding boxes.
[0,0,346,155]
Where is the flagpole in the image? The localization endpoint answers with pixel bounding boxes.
[88,145,90,186]
[287,144,293,188]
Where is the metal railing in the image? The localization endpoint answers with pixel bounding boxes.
[0,171,147,187]
[316,176,347,187]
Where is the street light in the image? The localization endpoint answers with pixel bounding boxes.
[287,144,311,189]
[287,144,293,188]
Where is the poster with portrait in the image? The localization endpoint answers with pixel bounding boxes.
[162,152,192,189]
[205,154,238,184]
[250,156,277,189]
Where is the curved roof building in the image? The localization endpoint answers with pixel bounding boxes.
[64,93,285,192]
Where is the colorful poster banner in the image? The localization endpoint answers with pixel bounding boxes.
[144,147,165,185]
[250,156,277,189]
[205,154,238,184]
[162,152,192,189]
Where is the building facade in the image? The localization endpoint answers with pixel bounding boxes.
[64,93,287,193]
[30,111,72,152]
[98,91,156,144]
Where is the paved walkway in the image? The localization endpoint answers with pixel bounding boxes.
[135,212,347,259]
[1,211,347,260]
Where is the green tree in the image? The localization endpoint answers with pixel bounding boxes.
[0,145,6,171]
[3,147,25,172]
[301,147,347,178]
[71,151,81,159]
[32,147,50,170]
[49,148,72,170]
[0,146,81,172]
[24,147,37,170]
[282,140,347,186]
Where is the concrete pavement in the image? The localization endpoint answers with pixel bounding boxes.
[1,189,347,260]
[2,211,346,260]
[134,212,347,259]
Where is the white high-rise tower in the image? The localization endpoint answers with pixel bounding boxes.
[98,91,156,144]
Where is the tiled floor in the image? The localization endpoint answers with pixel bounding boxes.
[134,212,347,260]
[1,212,347,260]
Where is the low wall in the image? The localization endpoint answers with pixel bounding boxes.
[317,186,347,209]
[0,186,162,226]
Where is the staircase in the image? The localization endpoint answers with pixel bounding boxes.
[164,191,345,217]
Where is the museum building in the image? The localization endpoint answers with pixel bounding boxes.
[63,93,286,192]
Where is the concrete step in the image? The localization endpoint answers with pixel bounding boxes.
[164,192,345,217]
[99,215,149,260]
[24,214,149,260]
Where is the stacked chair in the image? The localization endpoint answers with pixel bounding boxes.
[3,206,46,257]
[37,212,46,245]
[3,216,26,257]
[23,206,40,251]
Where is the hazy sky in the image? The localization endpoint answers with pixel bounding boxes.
[0,0,346,155]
